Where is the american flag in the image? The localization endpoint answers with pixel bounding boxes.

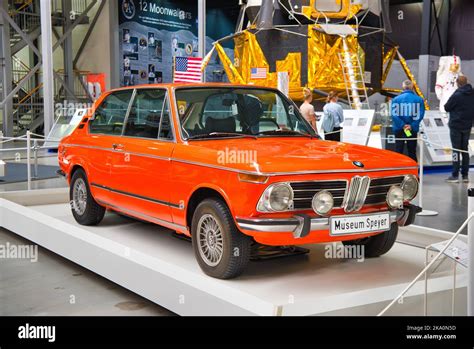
[251,67,267,79]
[174,56,203,83]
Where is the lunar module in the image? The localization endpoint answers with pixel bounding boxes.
[204,0,428,110]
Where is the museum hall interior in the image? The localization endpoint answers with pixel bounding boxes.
[0,0,473,345]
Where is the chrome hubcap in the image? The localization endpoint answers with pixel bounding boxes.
[72,178,87,216]
[197,214,224,267]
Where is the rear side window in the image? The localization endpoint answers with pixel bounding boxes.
[90,90,133,135]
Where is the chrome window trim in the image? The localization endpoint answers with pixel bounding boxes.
[121,88,137,136]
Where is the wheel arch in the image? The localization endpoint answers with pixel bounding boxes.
[69,164,87,183]
[186,186,234,233]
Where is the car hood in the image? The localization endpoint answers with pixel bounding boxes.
[175,138,417,174]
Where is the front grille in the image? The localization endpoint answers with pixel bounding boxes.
[288,175,405,212]
[365,176,405,206]
[344,176,371,212]
[290,181,347,210]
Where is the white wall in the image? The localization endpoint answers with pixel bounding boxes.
[74,3,112,90]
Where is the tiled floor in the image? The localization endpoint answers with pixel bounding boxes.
[413,170,471,233]
[0,228,173,316]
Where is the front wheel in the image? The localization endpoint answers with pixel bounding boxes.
[191,198,251,279]
[70,168,105,226]
[342,223,399,258]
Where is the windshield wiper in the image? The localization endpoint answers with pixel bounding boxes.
[256,129,315,139]
[187,132,257,140]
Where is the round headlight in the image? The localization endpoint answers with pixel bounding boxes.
[312,191,334,215]
[269,184,293,211]
[401,175,419,201]
[387,186,404,209]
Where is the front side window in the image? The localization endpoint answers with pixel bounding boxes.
[90,90,133,135]
[176,88,316,140]
[124,89,166,139]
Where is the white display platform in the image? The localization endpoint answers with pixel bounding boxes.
[0,189,467,316]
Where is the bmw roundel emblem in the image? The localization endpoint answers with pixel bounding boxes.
[353,161,364,168]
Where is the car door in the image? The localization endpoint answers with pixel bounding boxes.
[86,89,134,204]
[108,88,175,224]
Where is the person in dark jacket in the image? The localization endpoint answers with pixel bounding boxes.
[444,76,474,183]
[391,80,425,161]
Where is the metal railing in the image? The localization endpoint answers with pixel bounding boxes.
[8,10,40,42]
[0,131,60,190]
[54,70,92,100]
[51,0,90,15]
[378,213,472,316]
[9,0,35,14]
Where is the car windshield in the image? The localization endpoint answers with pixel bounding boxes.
[175,87,317,140]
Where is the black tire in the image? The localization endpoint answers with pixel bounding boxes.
[191,198,251,279]
[342,223,399,258]
[69,168,105,226]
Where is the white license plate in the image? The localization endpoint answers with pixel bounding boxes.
[330,213,391,236]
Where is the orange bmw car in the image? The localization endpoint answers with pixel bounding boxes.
[58,83,421,279]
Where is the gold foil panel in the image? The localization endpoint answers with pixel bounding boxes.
[307,27,363,94]
[215,42,245,84]
[382,46,398,86]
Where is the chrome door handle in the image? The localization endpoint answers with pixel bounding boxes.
[112,143,124,151]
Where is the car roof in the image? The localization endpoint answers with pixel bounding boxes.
[107,83,275,93]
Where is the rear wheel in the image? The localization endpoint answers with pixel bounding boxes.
[191,198,251,279]
[342,223,399,258]
[70,169,105,226]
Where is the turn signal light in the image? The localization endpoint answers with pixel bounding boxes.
[238,173,269,184]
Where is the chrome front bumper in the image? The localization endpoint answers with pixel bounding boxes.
[236,205,421,239]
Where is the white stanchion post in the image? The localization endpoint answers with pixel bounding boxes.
[26,131,31,191]
[417,134,439,216]
[33,139,38,179]
[468,188,474,316]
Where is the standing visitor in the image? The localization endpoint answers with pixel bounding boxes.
[391,80,425,162]
[299,88,317,130]
[322,91,344,142]
[444,76,474,183]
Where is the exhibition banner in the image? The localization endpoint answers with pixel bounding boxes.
[119,0,199,86]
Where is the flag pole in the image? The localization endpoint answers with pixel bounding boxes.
[198,0,206,83]
[172,56,175,83]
